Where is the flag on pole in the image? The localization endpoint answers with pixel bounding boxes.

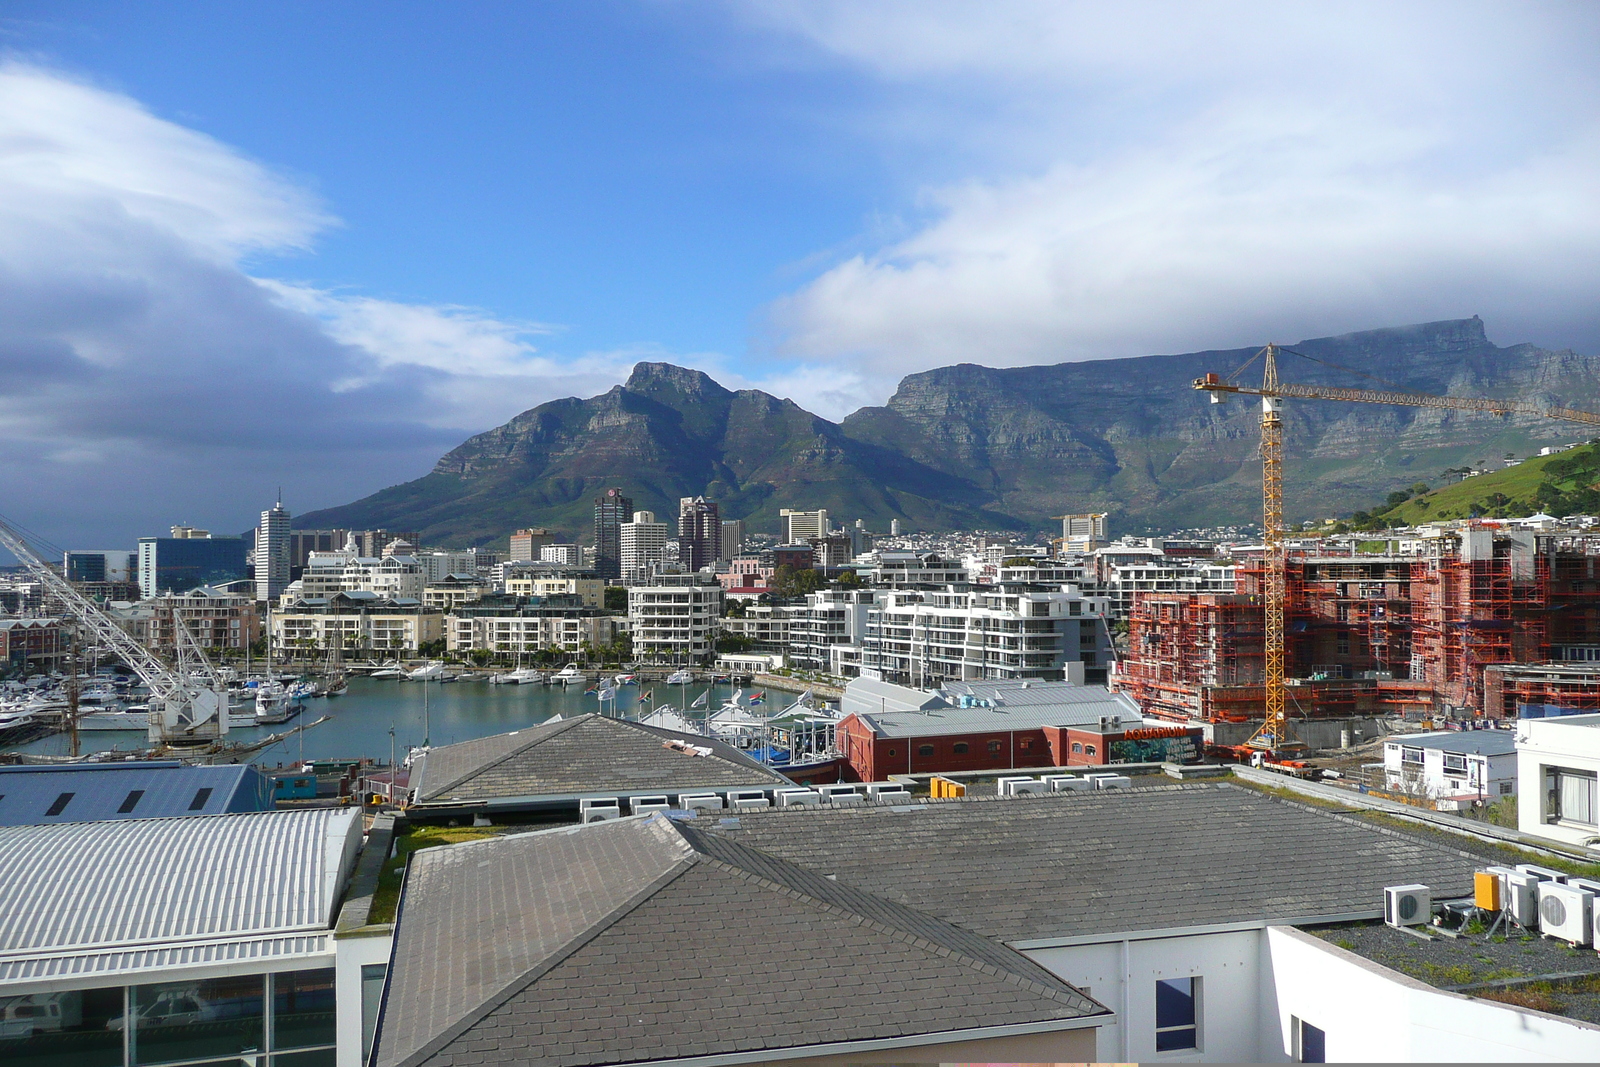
[598,686,616,701]
[642,690,653,703]
[748,694,765,706]
[583,685,598,695]
[690,690,709,709]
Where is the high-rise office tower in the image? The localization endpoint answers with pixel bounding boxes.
[592,488,633,582]
[255,498,291,602]
[508,528,556,561]
[781,508,828,544]
[678,497,721,572]
[719,519,744,563]
[620,511,669,582]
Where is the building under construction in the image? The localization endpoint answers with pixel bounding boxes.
[1116,526,1600,729]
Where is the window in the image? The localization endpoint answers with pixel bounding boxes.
[1500,781,1514,795]
[918,744,935,757]
[1545,766,1597,825]
[45,792,74,817]
[132,973,263,1064]
[1296,1017,1326,1062]
[1400,746,1423,765]
[1071,742,1083,754]
[1155,977,1199,1052]
[274,968,336,1051]
[118,790,145,814]
[187,788,213,811]
[1085,744,1097,756]
[361,964,388,1058]
[1020,738,1035,750]
[952,742,969,754]
[1443,752,1467,773]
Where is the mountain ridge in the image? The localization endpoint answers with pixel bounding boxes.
[298,318,1600,546]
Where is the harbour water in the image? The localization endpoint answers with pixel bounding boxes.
[4,676,745,765]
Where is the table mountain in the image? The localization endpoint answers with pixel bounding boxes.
[298,318,1600,546]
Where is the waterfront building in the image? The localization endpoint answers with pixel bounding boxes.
[592,487,632,582]
[619,511,669,583]
[779,507,828,543]
[446,595,619,657]
[254,498,291,603]
[63,549,133,584]
[507,527,556,562]
[627,572,723,662]
[288,529,422,570]
[677,496,721,572]
[718,602,792,652]
[273,592,443,653]
[498,563,603,607]
[0,807,363,1067]
[298,547,425,603]
[862,584,1114,686]
[863,549,969,587]
[136,534,248,598]
[0,618,67,673]
[0,763,274,825]
[786,588,879,672]
[110,589,260,653]
[414,549,483,583]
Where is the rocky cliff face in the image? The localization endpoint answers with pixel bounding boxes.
[299,319,1600,545]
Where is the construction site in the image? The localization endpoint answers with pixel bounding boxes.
[1113,343,1600,757]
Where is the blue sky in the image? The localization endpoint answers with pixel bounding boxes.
[1,2,1598,547]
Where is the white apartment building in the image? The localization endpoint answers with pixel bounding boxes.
[255,498,291,603]
[1516,712,1600,848]
[421,575,492,611]
[863,584,1114,687]
[780,508,829,543]
[628,573,723,662]
[1382,730,1517,809]
[619,511,669,583]
[540,543,582,566]
[498,563,603,607]
[718,603,793,652]
[109,590,260,652]
[299,554,425,603]
[787,588,879,672]
[273,592,444,653]
[415,549,483,582]
[865,550,970,587]
[446,609,620,657]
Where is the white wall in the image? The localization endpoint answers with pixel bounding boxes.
[335,931,393,1067]
[1516,714,1600,846]
[1265,926,1600,1062]
[1026,929,1264,1063]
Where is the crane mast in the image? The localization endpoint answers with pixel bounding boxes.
[1195,351,1600,753]
[0,517,228,746]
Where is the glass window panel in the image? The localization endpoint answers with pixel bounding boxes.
[273,970,336,1051]
[0,987,123,1067]
[1155,978,1195,1028]
[273,1049,336,1067]
[132,974,263,1065]
[1300,1019,1327,1063]
[1156,1026,1199,1052]
[360,965,387,1059]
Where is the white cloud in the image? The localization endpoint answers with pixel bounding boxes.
[748,2,1600,373]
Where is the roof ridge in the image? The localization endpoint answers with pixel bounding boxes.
[421,714,594,798]
[1220,780,1500,864]
[696,855,1101,1014]
[390,851,700,1067]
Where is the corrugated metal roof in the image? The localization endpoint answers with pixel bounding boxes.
[0,763,273,825]
[0,808,359,985]
[852,687,1141,738]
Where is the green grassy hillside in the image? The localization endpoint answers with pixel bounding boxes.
[1374,441,1600,525]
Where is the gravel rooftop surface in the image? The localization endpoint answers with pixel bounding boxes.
[1312,921,1600,1024]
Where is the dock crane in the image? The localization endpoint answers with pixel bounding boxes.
[1194,345,1600,754]
[0,515,229,747]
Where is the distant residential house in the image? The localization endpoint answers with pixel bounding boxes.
[1382,729,1517,809]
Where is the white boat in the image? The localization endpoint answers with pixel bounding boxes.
[369,668,403,679]
[405,662,445,681]
[551,664,586,685]
[489,667,545,684]
[77,708,151,731]
[665,669,695,685]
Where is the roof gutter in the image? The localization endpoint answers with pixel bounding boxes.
[620,1013,1111,1067]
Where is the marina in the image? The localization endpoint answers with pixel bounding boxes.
[1,674,829,765]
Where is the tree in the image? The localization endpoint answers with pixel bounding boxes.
[1409,482,1430,496]
[836,569,863,588]
[603,586,628,612]
[723,598,748,618]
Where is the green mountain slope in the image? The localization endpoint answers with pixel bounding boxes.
[298,318,1600,547]
[1379,441,1600,525]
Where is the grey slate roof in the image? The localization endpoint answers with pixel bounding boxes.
[850,690,1142,738]
[0,762,274,825]
[410,714,789,806]
[375,815,1107,1067]
[704,783,1485,944]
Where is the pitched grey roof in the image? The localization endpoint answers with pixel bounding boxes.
[410,714,789,805]
[849,690,1142,738]
[375,816,1107,1067]
[704,783,1485,944]
[0,762,273,825]
[1385,730,1517,756]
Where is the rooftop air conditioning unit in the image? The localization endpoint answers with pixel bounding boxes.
[871,787,911,804]
[1502,871,1540,928]
[1537,882,1594,946]
[727,790,771,811]
[775,788,822,808]
[1044,775,1092,792]
[1517,864,1567,884]
[829,792,866,807]
[864,783,905,797]
[578,798,621,823]
[1011,779,1048,796]
[997,776,1037,796]
[1085,773,1132,790]
[628,795,671,816]
[676,792,724,812]
[1384,884,1431,927]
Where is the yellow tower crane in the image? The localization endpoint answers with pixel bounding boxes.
[1194,345,1600,754]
